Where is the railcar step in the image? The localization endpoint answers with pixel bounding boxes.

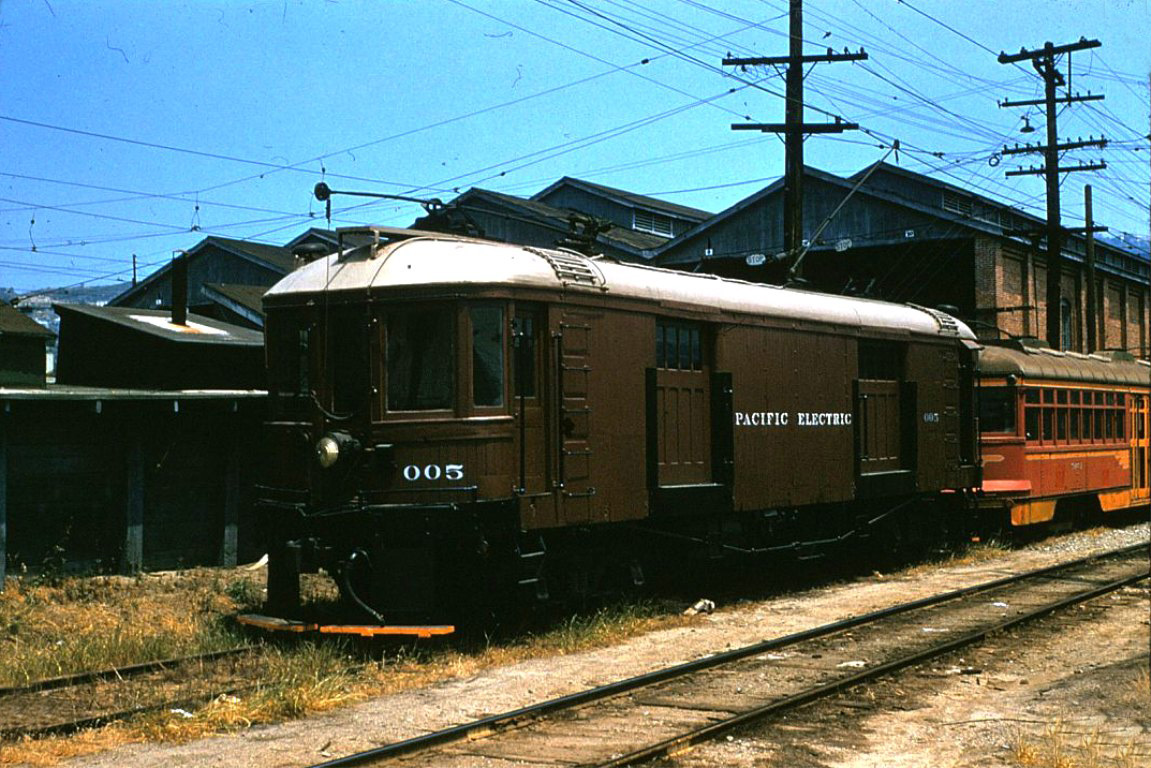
[236,614,454,638]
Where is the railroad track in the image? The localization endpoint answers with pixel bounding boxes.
[0,647,256,740]
[310,542,1150,768]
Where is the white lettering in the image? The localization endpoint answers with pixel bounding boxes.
[734,411,851,428]
[402,463,466,482]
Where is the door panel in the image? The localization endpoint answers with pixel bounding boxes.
[858,379,902,474]
[655,368,711,485]
[651,320,712,487]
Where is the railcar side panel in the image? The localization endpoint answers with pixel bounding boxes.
[717,325,856,510]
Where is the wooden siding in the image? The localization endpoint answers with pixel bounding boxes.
[0,396,263,579]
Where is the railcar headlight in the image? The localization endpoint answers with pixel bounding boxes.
[315,435,341,469]
[314,431,360,469]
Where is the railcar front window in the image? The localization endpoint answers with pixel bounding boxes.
[977,387,1016,434]
[387,309,454,411]
[471,306,505,407]
[331,312,367,414]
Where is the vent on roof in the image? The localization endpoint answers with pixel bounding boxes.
[633,209,675,237]
[942,191,973,218]
[910,304,962,337]
[532,248,603,287]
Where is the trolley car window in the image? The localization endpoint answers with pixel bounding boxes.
[471,306,505,407]
[657,320,702,371]
[978,387,1016,434]
[859,341,903,380]
[387,309,454,411]
[1025,407,1039,441]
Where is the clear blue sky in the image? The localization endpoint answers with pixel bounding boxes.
[1,0,1148,293]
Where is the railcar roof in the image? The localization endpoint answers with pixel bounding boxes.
[265,232,975,340]
[978,342,1151,387]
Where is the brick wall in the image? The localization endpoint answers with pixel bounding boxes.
[972,236,1000,339]
[1103,283,1124,351]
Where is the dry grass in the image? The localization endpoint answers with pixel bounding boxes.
[1117,666,1151,709]
[0,567,690,765]
[1010,717,1146,768]
[0,569,259,687]
[889,538,1012,580]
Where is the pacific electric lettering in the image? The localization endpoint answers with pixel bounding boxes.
[734,411,853,427]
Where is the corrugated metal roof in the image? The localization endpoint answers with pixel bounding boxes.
[267,233,975,340]
[55,304,263,346]
[978,343,1151,386]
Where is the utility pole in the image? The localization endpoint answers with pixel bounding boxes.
[999,38,1106,350]
[724,0,866,280]
[1085,185,1097,352]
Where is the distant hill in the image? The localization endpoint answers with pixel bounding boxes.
[6,283,128,337]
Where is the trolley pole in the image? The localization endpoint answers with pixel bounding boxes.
[724,0,866,279]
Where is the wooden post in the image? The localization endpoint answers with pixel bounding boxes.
[122,434,144,573]
[1085,185,1098,353]
[0,405,8,592]
[221,438,240,567]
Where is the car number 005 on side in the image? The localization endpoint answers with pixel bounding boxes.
[402,463,465,482]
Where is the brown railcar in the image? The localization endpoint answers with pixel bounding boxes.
[257,228,980,628]
[977,341,1151,527]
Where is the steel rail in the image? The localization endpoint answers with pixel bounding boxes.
[0,684,259,741]
[310,540,1148,768]
[0,646,254,698]
[595,566,1150,767]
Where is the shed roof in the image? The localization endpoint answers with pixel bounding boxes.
[0,303,54,338]
[978,342,1151,386]
[202,283,268,317]
[110,235,294,308]
[533,176,712,222]
[657,163,1148,276]
[450,188,670,253]
[54,304,264,346]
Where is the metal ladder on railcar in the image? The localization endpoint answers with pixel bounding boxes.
[556,317,596,523]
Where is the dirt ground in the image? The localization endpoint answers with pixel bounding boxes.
[52,523,1151,768]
